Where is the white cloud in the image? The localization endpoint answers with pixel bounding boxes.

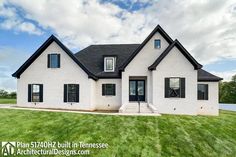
[211,70,236,82]
[2,0,235,65]
[0,0,43,35]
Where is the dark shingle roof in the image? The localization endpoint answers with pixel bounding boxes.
[75,44,140,78]
[198,69,223,82]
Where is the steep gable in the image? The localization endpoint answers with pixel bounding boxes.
[148,39,202,70]
[119,25,173,71]
[12,35,97,80]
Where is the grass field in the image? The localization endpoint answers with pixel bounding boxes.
[0,98,16,104]
[0,109,235,157]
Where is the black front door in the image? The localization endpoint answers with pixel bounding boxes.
[129,80,145,101]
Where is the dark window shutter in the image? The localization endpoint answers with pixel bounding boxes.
[206,85,209,100]
[28,84,32,102]
[57,54,60,68]
[165,78,170,98]
[64,84,67,102]
[39,84,43,102]
[113,84,116,96]
[102,84,105,96]
[47,54,51,68]
[76,84,79,102]
[180,78,185,98]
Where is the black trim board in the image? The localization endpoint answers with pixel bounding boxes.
[148,39,202,70]
[12,35,98,80]
[119,25,173,71]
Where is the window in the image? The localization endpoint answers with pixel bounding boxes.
[64,84,79,102]
[48,54,60,68]
[104,57,115,72]
[102,84,116,96]
[154,39,161,49]
[28,84,43,102]
[165,78,185,98]
[198,84,208,100]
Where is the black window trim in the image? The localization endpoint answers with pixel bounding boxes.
[28,84,43,103]
[154,39,161,49]
[197,84,209,100]
[165,77,185,98]
[64,84,80,103]
[102,84,116,96]
[48,53,60,68]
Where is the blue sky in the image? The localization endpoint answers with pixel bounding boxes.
[0,0,236,91]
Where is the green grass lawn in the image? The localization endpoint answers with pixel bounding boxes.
[0,109,235,157]
[0,98,16,104]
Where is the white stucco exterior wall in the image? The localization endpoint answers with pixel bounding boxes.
[152,47,198,115]
[121,32,169,105]
[94,79,121,110]
[17,41,95,110]
[197,82,219,115]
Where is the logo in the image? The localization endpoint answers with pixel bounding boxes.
[1,142,16,156]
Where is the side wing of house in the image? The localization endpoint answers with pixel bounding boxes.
[13,35,96,110]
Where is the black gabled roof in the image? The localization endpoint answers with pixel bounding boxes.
[119,25,173,71]
[12,35,97,80]
[75,44,140,78]
[148,39,202,70]
[198,69,223,82]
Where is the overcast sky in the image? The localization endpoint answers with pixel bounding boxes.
[0,0,236,91]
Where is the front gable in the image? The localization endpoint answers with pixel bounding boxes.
[148,40,202,70]
[12,35,97,80]
[119,25,173,71]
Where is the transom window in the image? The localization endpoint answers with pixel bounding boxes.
[64,84,79,102]
[48,54,60,68]
[102,84,116,96]
[198,84,208,100]
[154,39,161,49]
[104,57,115,72]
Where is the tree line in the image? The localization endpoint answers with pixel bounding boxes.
[219,74,236,104]
[0,90,17,99]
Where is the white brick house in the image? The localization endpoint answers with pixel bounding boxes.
[12,25,222,115]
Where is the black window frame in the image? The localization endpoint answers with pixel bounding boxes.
[165,77,185,98]
[102,84,116,96]
[28,84,43,102]
[48,53,60,68]
[198,84,208,100]
[64,84,79,103]
[154,39,161,49]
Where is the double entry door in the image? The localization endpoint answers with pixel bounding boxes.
[129,80,145,101]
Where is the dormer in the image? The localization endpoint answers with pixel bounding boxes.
[104,56,116,72]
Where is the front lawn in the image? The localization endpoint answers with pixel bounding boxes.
[0,109,235,157]
[0,98,16,104]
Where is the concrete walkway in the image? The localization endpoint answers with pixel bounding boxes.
[0,104,161,116]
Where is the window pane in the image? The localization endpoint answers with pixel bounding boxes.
[129,81,136,95]
[105,84,114,95]
[137,81,144,96]
[32,84,40,102]
[198,84,207,100]
[170,78,180,89]
[50,54,58,68]
[169,78,180,97]
[32,84,40,93]
[68,84,77,102]
[106,58,113,70]
[154,39,161,48]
